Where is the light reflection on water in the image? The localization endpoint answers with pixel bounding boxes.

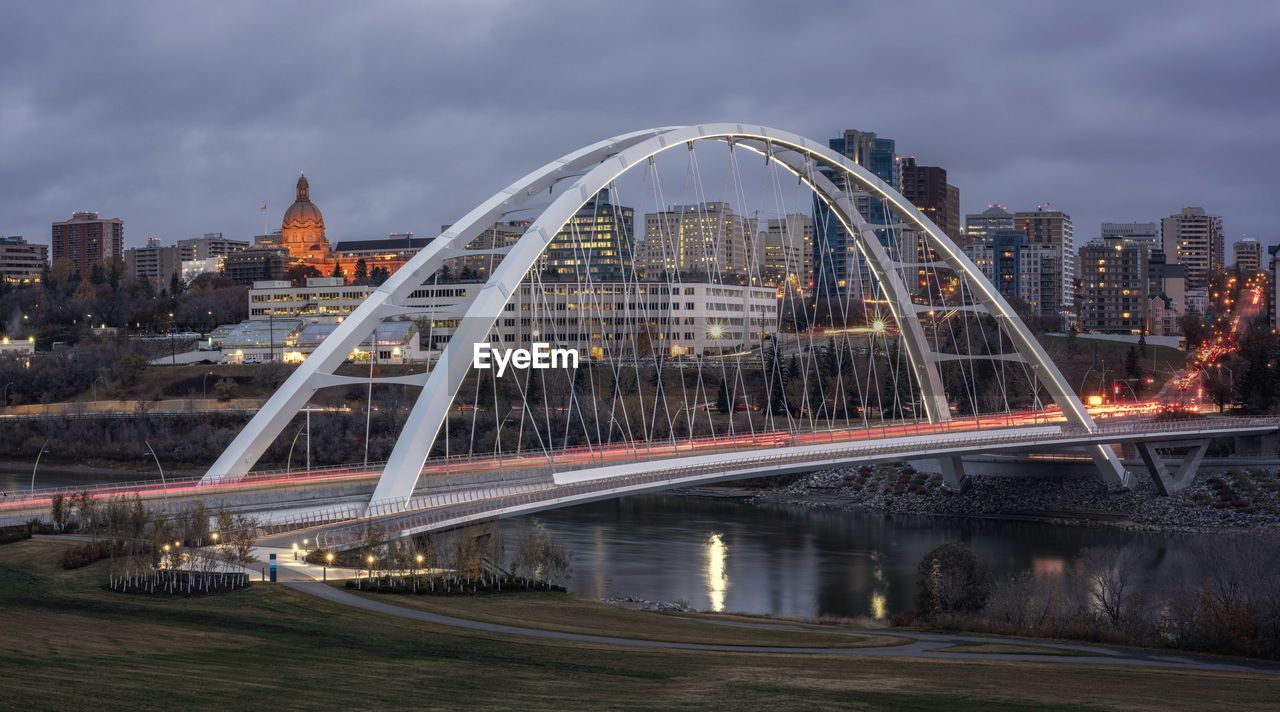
[706,533,728,612]
[503,494,1197,619]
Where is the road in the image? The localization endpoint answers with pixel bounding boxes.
[286,581,1280,675]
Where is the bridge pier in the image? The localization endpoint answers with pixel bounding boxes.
[1134,439,1210,496]
[1233,432,1280,458]
[940,456,968,493]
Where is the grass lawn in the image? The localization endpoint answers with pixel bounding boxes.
[2,539,1278,711]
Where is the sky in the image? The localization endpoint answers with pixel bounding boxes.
[2,1,1278,250]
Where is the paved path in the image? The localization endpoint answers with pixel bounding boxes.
[285,581,1280,675]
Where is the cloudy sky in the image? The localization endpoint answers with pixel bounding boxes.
[2,1,1278,249]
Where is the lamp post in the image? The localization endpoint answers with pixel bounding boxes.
[144,440,169,505]
[91,375,105,403]
[29,438,50,495]
[324,552,334,581]
[286,426,304,475]
[202,371,214,400]
[2,381,12,409]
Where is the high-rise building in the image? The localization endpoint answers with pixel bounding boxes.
[124,237,181,288]
[542,190,635,281]
[813,129,899,302]
[1232,238,1262,274]
[640,202,754,279]
[963,229,1052,313]
[759,214,814,294]
[1148,250,1186,335]
[900,157,960,243]
[51,211,124,277]
[1101,222,1160,251]
[1015,207,1074,325]
[1271,245,1280,331]
[0,236,48,285]
[964,205,1015,245]
[1162,207,1224,290]
[1078,236,1149,334]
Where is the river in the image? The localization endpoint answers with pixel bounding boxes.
[504,494,1200,619]
[5,460,1209,620]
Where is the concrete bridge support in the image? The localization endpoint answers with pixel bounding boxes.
[1233,432,1280,458]
[939,456,968,493]
[1134,439,1210,496]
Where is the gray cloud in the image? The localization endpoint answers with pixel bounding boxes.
[1,0,1277,247]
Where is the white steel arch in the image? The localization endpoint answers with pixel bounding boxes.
[201,124,1126,501]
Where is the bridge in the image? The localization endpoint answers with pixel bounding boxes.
[7,124,1271,544]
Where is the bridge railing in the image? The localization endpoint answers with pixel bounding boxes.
[306,416,1280,550]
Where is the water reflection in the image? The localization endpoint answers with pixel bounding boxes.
[505,494,1196,618]
[869,552,888,621]
[706,533,728,612]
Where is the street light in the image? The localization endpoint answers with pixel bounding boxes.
[202,371,214,399]
[144,440,169,504]
[91,375,105,402]
[29,438,50,495]
[325,552,334,581]
[1,381,12,409]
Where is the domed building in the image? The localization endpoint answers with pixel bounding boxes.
[268,173,430,284]
[281,174,330,259]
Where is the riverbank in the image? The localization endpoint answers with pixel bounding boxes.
[749,464,1280,534]
[10,539,1275,710]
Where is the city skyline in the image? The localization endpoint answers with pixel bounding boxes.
[2,1,1278,250]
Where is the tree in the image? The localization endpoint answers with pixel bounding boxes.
[284,264,322,286]
[1123,346,1144,397]
[715,379,732,413]
[353,258,369,285]
[50,493,69,532]
[370,266,390,286]
[331,262,346,281]
[168,272,184,297]
[916,542,989,619]
[1082,547,1144,630]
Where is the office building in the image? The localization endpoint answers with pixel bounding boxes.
[1162,207,1224,290]
[1101,222,1160,251]
[0,236,48,285]
[542,190,634,281]
[51,211,124,277]
[759,214,814,294]
[224,248,290,284]
[965,205,1016,245]
[241,279,776,363]
[639,202,755,279]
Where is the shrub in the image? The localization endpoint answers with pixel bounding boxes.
[915,542,989,619]
[0,527,32,546]
[58,542,109,569]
